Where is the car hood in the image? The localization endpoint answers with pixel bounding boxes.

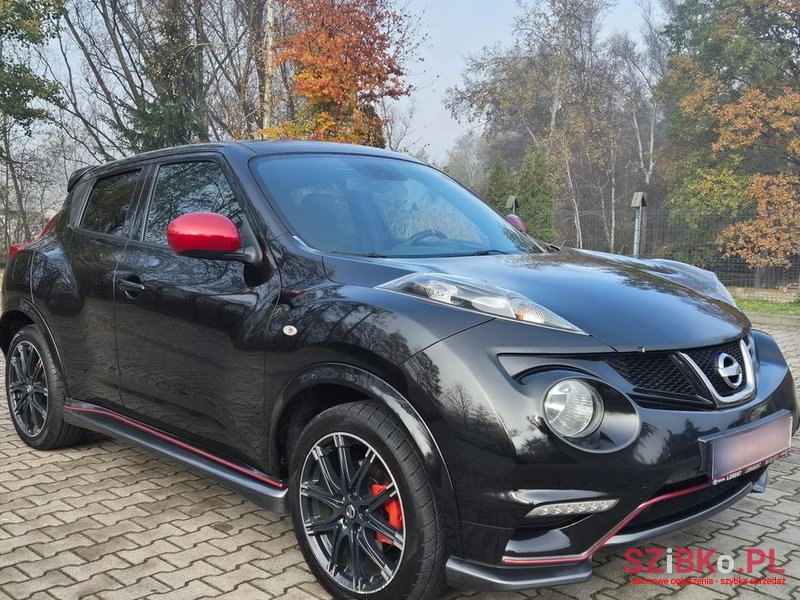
[322,248,750,352]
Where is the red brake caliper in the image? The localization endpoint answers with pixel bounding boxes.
[370,483,403,546]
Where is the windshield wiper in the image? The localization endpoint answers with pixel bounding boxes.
[330,251,388,258]
[471,249,510,256]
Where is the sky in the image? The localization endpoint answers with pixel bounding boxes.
[399,0,646,162]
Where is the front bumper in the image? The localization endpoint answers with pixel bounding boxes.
[446,469,765,590]
[446,556,592,591]
[402,323,799,590]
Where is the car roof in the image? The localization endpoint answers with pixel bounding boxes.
[237,140,419,161]
[67,140,424,191]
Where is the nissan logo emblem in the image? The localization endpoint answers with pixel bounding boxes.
[716,353,743,389]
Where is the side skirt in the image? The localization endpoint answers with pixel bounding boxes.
[64,400,288,514]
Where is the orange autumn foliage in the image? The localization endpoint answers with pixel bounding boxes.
[663,0,800,268]
[715,87,800,267]
[720,173,800,268]
[713,88,800,158]
[259,0,413,146]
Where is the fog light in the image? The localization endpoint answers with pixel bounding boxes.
[527,498,618,517]
[543,379,603,438]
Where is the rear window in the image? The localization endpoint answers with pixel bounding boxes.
[81,170,141,236]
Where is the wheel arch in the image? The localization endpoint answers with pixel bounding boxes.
[0,310,33,356]
[0,299,64,379]
[270,362,463,556]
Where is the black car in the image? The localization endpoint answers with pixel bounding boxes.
[2,141,797,599]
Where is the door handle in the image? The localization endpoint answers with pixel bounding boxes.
[118,277,145,297]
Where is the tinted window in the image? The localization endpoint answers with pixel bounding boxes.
[253,154,544,257]
[81,170,141,236]
[144,162,244,245]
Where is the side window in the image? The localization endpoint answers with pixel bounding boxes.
[144,161,244,246]
[81,170,141,236]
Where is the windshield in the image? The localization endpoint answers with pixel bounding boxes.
[252,154,544,257]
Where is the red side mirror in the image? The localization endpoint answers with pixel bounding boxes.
[167,212,241,258]
[505,214,528,234]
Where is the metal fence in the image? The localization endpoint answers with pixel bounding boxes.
[553,207,800,303]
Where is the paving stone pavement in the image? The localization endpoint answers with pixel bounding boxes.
[0,325,798,600]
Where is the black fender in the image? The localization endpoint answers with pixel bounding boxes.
[270,362,463,556]
[0,297,65,380]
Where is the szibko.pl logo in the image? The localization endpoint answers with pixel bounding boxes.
[624,547,787,587]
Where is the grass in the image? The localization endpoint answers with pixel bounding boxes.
[735,297,800,317]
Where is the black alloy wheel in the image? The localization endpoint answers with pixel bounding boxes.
[289,401,446,600]
[5,325,83,449]
[8,340,48,437]
[299,431,405,593]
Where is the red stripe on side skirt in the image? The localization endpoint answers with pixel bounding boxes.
[65,405,286,489]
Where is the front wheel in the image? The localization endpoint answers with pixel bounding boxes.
[289,401,446,600]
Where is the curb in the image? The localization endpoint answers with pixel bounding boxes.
[746,312,800,329]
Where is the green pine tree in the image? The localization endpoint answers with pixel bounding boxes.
[515,147,554,242]
[117,0,207,151]
[484,159,515,212]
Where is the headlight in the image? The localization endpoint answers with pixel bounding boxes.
[378,273,585,334]
[544,379,603,438]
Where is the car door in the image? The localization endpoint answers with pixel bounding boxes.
[54,169,144,406]
[113,157,279,465]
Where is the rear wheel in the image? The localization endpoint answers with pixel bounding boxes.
[289,401,446,600]
[6,325,83,449]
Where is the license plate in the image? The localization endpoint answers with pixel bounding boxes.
[702,411,793,485]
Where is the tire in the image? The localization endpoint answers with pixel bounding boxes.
[289,400,447,600]
[5,325,83,450]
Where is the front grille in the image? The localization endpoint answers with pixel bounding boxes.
[607,353,696,396]
[684,340,746,397]
[620,473,757,534]
[606,337,749,408]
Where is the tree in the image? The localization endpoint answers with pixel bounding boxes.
[661,0,800,267]
[484,159,515,212]
[53,0,209,157]
[478,147,555,243]
[380,98,421,153]
[259,0,417,146]
[447,0,652,249]
[201,0,297,138]
[720,173,799,268]
[48,0,299,157]
[610,0,669,195]
[0,0,62,130]
[117,0,209,151]
[715,87,800,267]
[445,130,487,192]
[515,146,554,242]
[1,0,64,241]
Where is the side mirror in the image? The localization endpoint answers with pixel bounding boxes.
[505,214,528,234]
[167,212,243,261]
